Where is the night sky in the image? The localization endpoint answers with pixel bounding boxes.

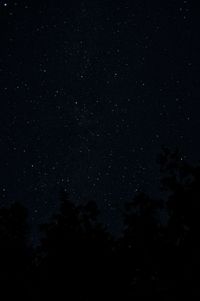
[0,0,200,240]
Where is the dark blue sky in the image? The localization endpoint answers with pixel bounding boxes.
[0,0,200,239]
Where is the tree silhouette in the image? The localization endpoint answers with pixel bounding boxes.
[0,203,33,300]
[0,149,199,298]
[118,192,163,296]
[117,149,200,297]
[36,190,115,300]
[157,148,200,296]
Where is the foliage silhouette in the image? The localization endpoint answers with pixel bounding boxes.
[35,191,115,300]
[0,149,200,298]
[0,203,34,300]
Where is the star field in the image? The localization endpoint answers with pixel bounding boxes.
[0,0,200,238]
